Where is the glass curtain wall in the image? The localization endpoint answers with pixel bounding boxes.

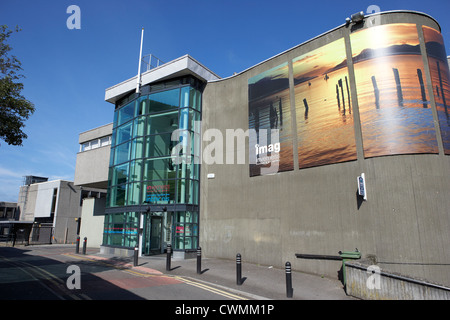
[103,77,202,249]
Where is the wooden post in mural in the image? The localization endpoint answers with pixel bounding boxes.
[303,98,309,120]
[336,84,341,110]
[371,76,380,109]
[345,76,351,113]
[392,68,404,107]
[417,69,427,108]
[338,78,346,112]
[437,61,449,118]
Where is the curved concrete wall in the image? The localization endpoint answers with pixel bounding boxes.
[200,11,450,287]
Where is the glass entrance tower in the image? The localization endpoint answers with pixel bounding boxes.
[102,75,205,256]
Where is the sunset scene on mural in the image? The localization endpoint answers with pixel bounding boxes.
[351,23,439,158]
[423,25,450,154]
[293,38,357,169]
[248,63,293,176]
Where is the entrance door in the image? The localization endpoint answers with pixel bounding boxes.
[144,215,163,255]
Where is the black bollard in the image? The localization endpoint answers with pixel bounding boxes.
[75,236,80,254]
[197,247,202,274]
[285,261,293,298]
[236,253,242,285]
[133,246,139,267]
[166,244,172,271]
[82,237,87,255]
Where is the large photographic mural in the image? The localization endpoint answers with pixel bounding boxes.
[351,23,438,157]
[293,39,357,168]
[248,63,293,176]
[247,22,449,177]
[422,25,450,154]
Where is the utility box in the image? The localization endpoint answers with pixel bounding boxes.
[340,250,361,287]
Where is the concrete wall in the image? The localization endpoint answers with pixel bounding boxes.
[52,181,82,244]
[200,11,450,287]
[79,197,104,248]
[18,184,38,222]
[346,259,450,300]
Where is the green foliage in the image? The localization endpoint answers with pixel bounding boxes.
[0,25,35,146]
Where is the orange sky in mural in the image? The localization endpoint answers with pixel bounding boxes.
[350,23,420,57]
[292,39,347,79]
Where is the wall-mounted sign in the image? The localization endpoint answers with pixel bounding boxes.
[357,173,367,201]
[145,184,171,203]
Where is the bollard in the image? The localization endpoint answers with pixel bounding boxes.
[197,247,202,274]
[285,261,293,298]
[82,237,87,255]
[236,253,242,285]
[75,236,80,254]
[166,244,172,271]
[133,246,139,267]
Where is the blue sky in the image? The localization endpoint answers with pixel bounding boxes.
[0,0,449,202]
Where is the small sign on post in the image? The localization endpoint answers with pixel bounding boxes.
[357,173,367,201]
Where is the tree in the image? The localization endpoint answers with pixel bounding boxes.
[0,25,35,146]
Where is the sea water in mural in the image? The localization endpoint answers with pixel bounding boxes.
[351,23,438,158]
[293,38,357,169]
[422,25,450,154]
[248,62,293,176]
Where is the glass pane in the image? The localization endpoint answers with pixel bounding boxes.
[179,108,189,130]
[118,101,135,126]
[177,157,198,180]
[127,183,141,205]
[143,158,176,181]
[114,141,131,164]
[148,88,180,113]
[191,111,201,133]
[142,180,176,204]
[112,163,129,186]
[113,110,118,128]
[116,122,133,145]
[174,235,184,250]
[177,179,188,203]
[136,96,148,116]
[112,185,127,207]
[180,86,190,108]
[100,136,110,147]
[109,147,115,167]
[147,110,178,135]
[133,116,146,138]
[131,137,145,159]
[146,133,173,158]
[111,128,117,146]
[191,211,199,223]
[190,88,201,111]
[129,160,143,182]
[174,212,185,223]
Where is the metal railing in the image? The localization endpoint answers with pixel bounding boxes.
[140,54,164,73]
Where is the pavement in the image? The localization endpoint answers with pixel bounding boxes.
[83,249,357,300]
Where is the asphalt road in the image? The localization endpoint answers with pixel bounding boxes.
[0,245,249,301]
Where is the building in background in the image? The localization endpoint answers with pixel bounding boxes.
[17,177,81,244]
[74,123,112,248]
[0,202,19,221]
[0,202,20,242]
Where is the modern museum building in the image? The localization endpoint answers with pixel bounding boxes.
[75,10,450,287]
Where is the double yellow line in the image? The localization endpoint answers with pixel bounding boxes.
[1,254,90,300]
[173,275,247,300]
[64,253,247,300]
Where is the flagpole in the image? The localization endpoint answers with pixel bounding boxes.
[136,27,144,93]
